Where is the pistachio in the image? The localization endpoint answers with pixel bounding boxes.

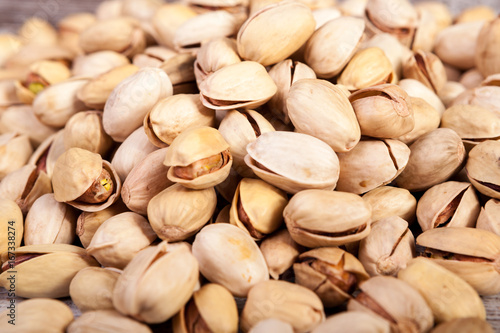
[397,96,440,145]
[248,318,294,333]
[477,199,500,236]
[452,85,500,116]
[475,17,500,77]
[398,78,445,116]
[159,53,196,88]
[58,13,97,55]
[414,2,452,32]
[455,5,496,24]
[260,228,302,279]
[67,309,152,333]
[152,3,198,49]
[63,111,114,156]
[0,132,33,181]
[430,318,494,333]
[312,311,391,333]
[72,51,130,78]
[133,46,177,68]
[0,34,22,68]
[362,186,417,224]
[28,130,65,178]
[402,50,447,94]
[459,68,484,89]
[0,199,23,253]
[361,33,408,78]
[466,140,500,200]
[412,6,441,53]
[194,37,241,85]
[18,17,58,46]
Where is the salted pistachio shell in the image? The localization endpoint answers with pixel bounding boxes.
[240,280,325,333]
[0,244,99,298]
[237,1,315,67]
[338,48,396,92]
[69,267,121,312]
[0,299,73,333]
[0,132,33,180]
[336,138,410,194]
[397,96,440,145]
[245,131,340,194]
[192,223,269,297]
[417,227,500,296]
[294,247,369,307]
[284,190,372,248]
[249,319,294,333]
[348,276,434,333]
[173,283,238,333]
[260,228,302,280]
[194,37,241,85]
[230,178,287,240]
[477,199,500,236]
[396,128,466,191]
[0,199,23,254]
[398,257,486,323]
[362,186,416,224]
[349,84,414,139]
[359,216,415,277]
[402,50,447,93]
[416,182,480,232]
[67,310,152,333]
[24,193,77,246]
[398,78,445,116]
[287,79,361,153]
[113,241,199,323]
[144,94,215,147]
[312,311,391,333]
[476,18,500,77]
[431,318,493,333]
[199,61,277,110]
[466,140,500,200]
[63,111,113,156]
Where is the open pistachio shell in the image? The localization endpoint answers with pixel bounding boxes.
[67,309,152,333]
[28,130,65,178]
[260,228,302,280]
[0,199,23,253]
[402,50,447,93]
[466,140,500,200]
[361,186,416,224]
[194,37,241,85]
[312,311,391,333]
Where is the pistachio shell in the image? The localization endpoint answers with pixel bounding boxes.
[63,111,114,156]
[0,132,33,181]
[402,50,447,93]
[195,37,241,85]
[466,140,500,200]
[475,18,500,77]
[67,310,152,333]
[361,33,408,78]
[398,78,445,116]
[361,186,416,224]
[152,3,198,49]
[133,46,177,68]
[28,130,65,178]
[431,318,493,333]
[477,199,500,236]
[260,228,302,280]
[72,51,130,78]
[0,199,23,253]
[249,319,294,333]
[311,311,391,333]
[396,97,440,145]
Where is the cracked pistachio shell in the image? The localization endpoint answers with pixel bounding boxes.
[0,299,73,333]
[87,212,157,269]
[237,1,315,67]
[305,16,365,79]
[67,310,152,333]
[287,79,360,152]
[245,131,340,194]
[417,227,500,296]
[122,148,173,215]
[431,318,493,333]
[72,51,130,78]
[33,77,89,128]
[63,111,113,156]
[199,61,277,110]
[336,138,410,194]
[24,194,77,246]
[396,128,466,191]
[476,18,500,77]
[349,84,414,139]
[294,247,369,307]
[77,64,139,110]
[144,94,215,148]
[338,48,396,92]
[230,178,288,240]
[477,199,500,236]
[398,78,445,116]
[69,267,121,312]
[192,223,269,297]
[397,97,440,145]
[416,182,480,231]
[358,216,415,277]
[0,244,99,298]
[164,126,232,189]
[362,186,416,224]
[348,276,434,333]
[249,319,294,333]
[173,283,238,333]
[284,190,372,248]
[0,132,32,180]
[194,37,241,85]
[113,241,199,323]
[312,311,391,333]
[402,51,447,93]
[148,183,216,242]
[0,199,23,253]
[398,257,486,323]
[3,43,73,72]
[466,140,500,199]
[103,67,173,142]
[260,228,302,280]
[241,280,325,333]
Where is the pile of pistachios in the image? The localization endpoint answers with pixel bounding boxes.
[1,0,500,331]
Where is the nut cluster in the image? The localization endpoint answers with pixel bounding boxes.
[1,0,500,332]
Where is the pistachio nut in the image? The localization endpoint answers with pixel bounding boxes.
[396,128,466,191]
[412,6,441,53]
[245,131,340,193]
[0,79,20,107]
[96,0,124,20]
[459,68,484,89]
[348,276,434,333]
[336,138,410,194]
[67,309,152,333]
[133,46,177,68]
[466,140,500,200]
[417,227,500,296]
[349,84,414,139]
[144,94,215,148]
[58,12,97,55]
[172,283,239,333]
[312,311,391,333]
[359,216,415,277]
[0,34,22,68]
[439,82,466,108]
[69,267,121,312]
[248,318,294,333]
[72,51,130,78]
[3,44,73,72]
[87,212,157,269]
[199,61,277,110]
[475,17,500,77]
[416,181,480,231]
[0,199,23,254]
[361,33,408,79]
[77,64,139,110]
[294,247,369,307]
[159,53,196,88]
[24,193,77,246]
[63,111,114,156]
[0,132,33,181]
[430,317,494,333]
[52,148,121,212]
[287,79,361,152]
[396,96,440,145]
[0,244,99,298]
[113,241,199,323]
[28,130,65,178]
[398,78,445,116]
[260,228,302,279]
[103,67,173,142]
[241,280,325,332]
[0,298,73,333]
[338,48,396,91]
[398,257,486,323]
[304,16,365,78]
[152,3,198,49]
[402,50,447,94]
[414,2,452,32]
[284,190,372,247]
[477,199,500,236]
[362,186,417,224]
[194,37,241,85]
[18,17,58,46]
[452,85,500,116]
[192,223,269,297]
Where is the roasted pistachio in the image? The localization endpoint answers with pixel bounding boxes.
[67,309,152,333]
[466,140,500,200]
[396,96,440,145]
[312,311,391,333]
[430,317,494,333]
[361,186,416,224]
[475,17,500,77]
[0,132,33,181]
[260,228,302,280]
[477,199,500,236]
[63,111,114,156]
[0,199,23,253]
